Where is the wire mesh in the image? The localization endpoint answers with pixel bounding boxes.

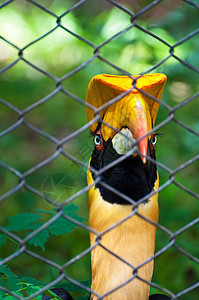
[0,0,198,299]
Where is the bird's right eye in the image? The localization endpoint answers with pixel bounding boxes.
[94,130,103,151]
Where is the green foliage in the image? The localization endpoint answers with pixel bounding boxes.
[0,261,89,299]
[6,213,42,232]
[1,204,84,251]
[0,234,7,248]
[0,204,85,298]
[0,261,42,299]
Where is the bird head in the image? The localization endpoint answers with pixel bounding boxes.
[86,73,167,205]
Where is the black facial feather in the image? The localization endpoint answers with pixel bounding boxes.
[90,133,157,205]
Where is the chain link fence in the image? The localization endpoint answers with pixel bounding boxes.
[0,0,198,299]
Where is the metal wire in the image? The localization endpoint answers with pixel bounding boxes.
[0,0,198,299]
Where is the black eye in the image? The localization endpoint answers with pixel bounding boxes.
[152,135,157,145]
[94,135,101,146]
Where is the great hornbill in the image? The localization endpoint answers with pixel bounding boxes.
[86,73,168,300]
[42,73,170,300]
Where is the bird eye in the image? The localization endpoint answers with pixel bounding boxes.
[94,135,101,146]
[152,135,157,145]
[149,134,157,151]
[94,128,104,151]
[94,130,103,151]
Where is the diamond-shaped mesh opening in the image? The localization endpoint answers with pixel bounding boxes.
[0,0,198,299]
[0,1,55,46]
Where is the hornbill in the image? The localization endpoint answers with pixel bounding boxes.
[86,73,167,300]
[42,73,170,300]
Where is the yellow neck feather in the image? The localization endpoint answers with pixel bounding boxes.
[87,169,159,300]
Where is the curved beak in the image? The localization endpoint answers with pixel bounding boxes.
[102,93,150,164]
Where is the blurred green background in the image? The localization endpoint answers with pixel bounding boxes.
[0,0,198,299]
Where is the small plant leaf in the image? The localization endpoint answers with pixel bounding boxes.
[34,208,54,215]
[26,224,49,251]
[48,217,77,235]
[5,213,41,232]
[68,213,85,223]
[6,277,19,291]
[63,203,79,213]
[0,291,22,299]
[26,283,41,296]
[0,234,7,249]
[52,203,79,214]
[57,280,90,292]
[43,289,63,299]
[19,276,44,287]
[0,263,17,279]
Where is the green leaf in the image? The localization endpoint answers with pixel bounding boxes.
[26,224,49,251]
[52,203,79,214]
[26,284,41,296]
[150,287,165,296]
[0,290,5,296]
[63,203,79,213]
[5,213,41,232]
[0,262,46,298]
[0,234,7,248]
[7,277,19,291]
[18,276,44,287]
[48,207,84,236]
[69,213,85,223]
[0,296,15,299]
[0,290,23,299]
[0,264,21,294]
[0,277,7,290]
[0,263,17,279]
[57,280,90,292]
[43,290,63,299]
[48,217,77,235]
[34,208,54,215]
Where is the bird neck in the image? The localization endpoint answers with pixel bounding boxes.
[87,170,159,300]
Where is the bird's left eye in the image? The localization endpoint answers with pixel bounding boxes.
[94,135,101,146]
[150,134,157,151]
